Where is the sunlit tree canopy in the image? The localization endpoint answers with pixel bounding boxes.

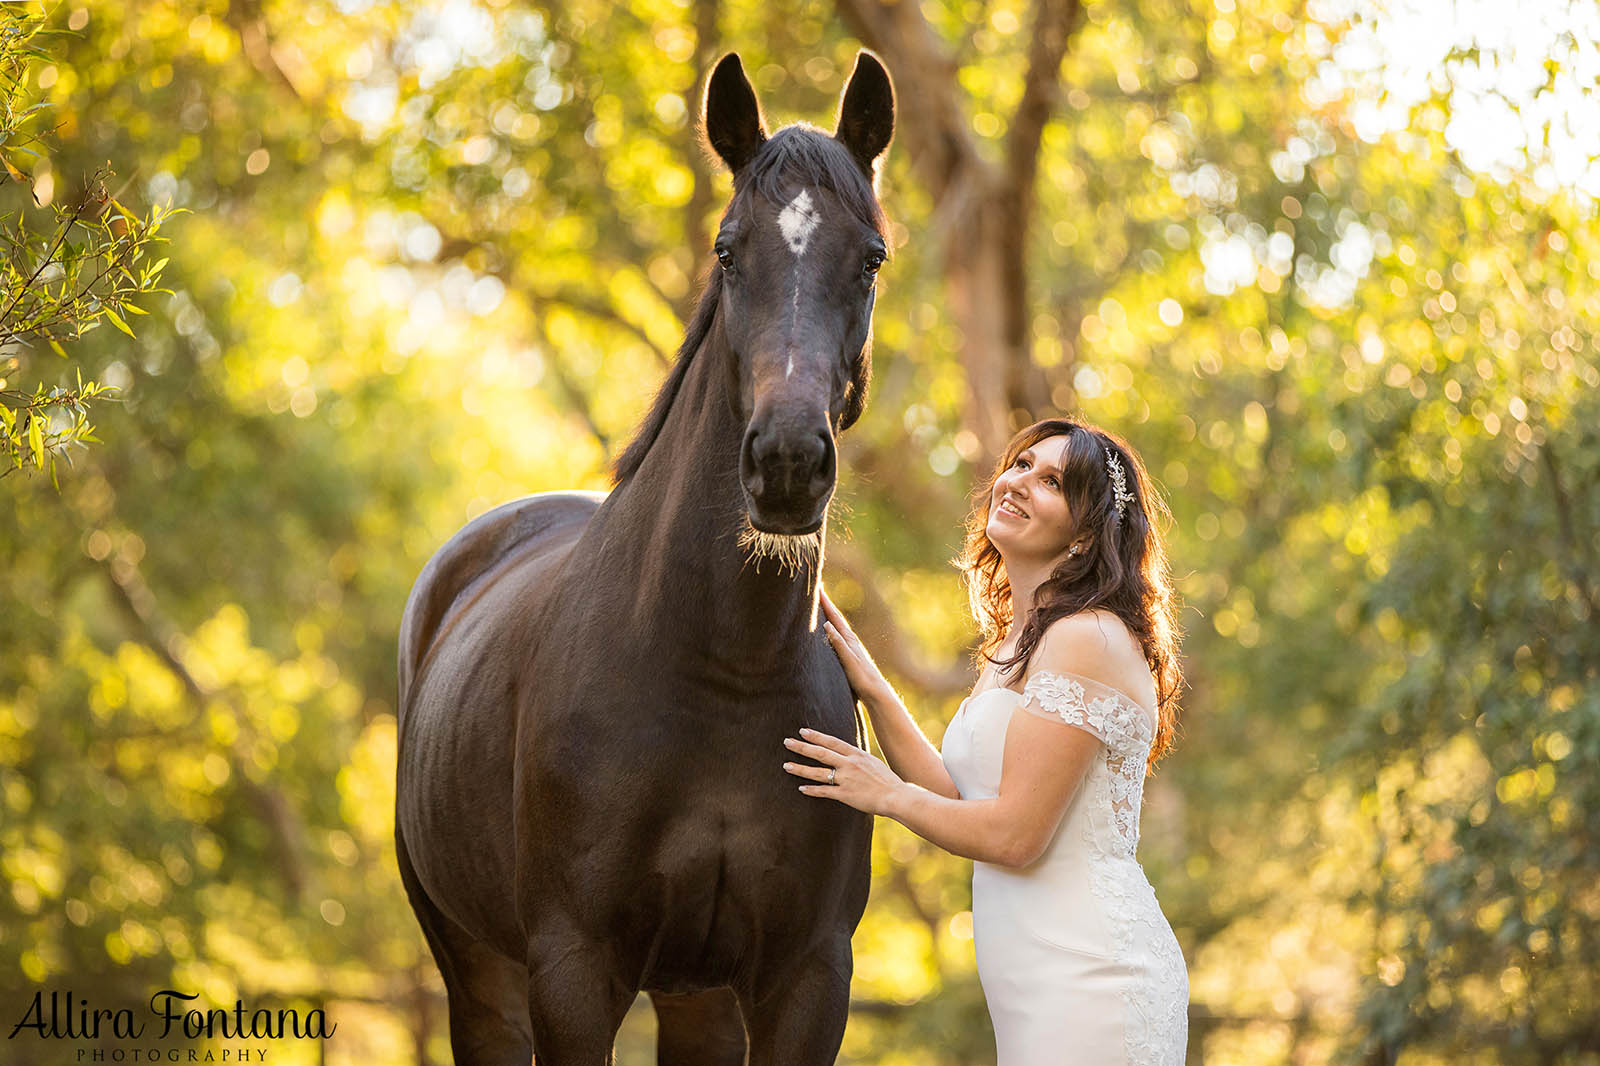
[2,0,1596,1062]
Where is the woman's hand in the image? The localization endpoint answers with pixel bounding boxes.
[819,586,892,706]
[783,728,905,817]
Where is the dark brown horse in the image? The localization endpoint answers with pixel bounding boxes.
[395,52,895,1065]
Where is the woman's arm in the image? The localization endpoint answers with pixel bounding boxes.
[819,590,962,800]
[787,612,1127,868]
[784,711,1098,867]
[889,709,1102,865]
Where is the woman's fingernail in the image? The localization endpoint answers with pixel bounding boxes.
[800,728,813,736]
[783,738,795,747]
[783,762,794,770]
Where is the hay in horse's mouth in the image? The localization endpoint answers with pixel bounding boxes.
[737,516,823,577]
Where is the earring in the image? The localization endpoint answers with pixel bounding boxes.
[1069,545,1082,556]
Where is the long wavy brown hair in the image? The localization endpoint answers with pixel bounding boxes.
[957,418,1183,770]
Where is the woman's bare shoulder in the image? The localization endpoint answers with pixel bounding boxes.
[1035,609,1140,656]
[1030,610,1153,705]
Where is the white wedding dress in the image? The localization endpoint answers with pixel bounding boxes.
[940,671,1189,1065]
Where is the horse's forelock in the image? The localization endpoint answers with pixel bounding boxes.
[733,126,888,241]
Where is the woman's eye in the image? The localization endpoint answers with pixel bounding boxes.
[1044,476,1058,489]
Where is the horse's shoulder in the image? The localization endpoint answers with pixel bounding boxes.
[423,491,603,597]
[459,490,607,543]
[400,491,605,698]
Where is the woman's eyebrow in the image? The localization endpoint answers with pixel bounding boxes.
[1019,447,1062,476]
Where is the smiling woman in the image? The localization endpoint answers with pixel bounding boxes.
[961,419,1183,769]
[786,417,1188,1065]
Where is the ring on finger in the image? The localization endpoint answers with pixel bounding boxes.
[828,768,837,785]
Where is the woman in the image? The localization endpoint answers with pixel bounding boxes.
[781,418,1188,1065]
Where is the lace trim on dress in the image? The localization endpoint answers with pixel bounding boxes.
[1018,671,1155,858]
[1017,671,1154,753]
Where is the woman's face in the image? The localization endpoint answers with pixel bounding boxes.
[986,434,1078,566]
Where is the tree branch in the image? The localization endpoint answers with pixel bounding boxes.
[1540,439,1599,622]
[683,0,721,270]
[531,311,612,453]
[436,232,677,368]
[529,285,674,369]
[826,540,974,698]
[61,465,313,900]
[223,0,310,102]
[1003,0,1085,195]
[999,0,1087,425]
[96,544,312,901]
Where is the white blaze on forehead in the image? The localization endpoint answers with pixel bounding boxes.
[777,189,821,256]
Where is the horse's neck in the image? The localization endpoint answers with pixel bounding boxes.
[598,325,818,673]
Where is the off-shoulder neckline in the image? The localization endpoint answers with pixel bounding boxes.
[959,670,1155,718]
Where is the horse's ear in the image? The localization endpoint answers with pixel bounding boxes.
[834,51,894,181]
[704,53,767,173]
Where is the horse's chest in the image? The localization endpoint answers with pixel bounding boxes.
[522,690,864,927]
[531,671,856,796]
[533,715,841,847]
[625,783,858,986]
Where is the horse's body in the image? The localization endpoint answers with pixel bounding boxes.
[395,53,896,1065]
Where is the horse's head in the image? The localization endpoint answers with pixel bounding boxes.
[705,52,894,537]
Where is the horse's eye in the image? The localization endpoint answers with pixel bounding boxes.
[716,248,734,271]
[863,253,884,277]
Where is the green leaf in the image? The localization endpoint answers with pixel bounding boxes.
[27,411,42,467]
[103,306,135,337]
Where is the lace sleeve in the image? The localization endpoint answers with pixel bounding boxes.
[1017,671,1154,757]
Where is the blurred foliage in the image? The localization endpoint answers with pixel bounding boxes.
[0,0,1596,1064]
[0,7,176,482]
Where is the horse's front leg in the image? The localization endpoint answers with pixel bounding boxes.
[741,937,853,1066]
[524,932,638,1065]
[650,988,748,1066]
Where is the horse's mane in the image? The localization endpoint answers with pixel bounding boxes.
[610,127,886,486]
[610,267,724,484]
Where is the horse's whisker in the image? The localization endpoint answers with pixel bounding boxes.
[737,517,823,578]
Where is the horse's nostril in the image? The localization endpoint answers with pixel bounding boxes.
[741,427,767,497]
[743,419,835,509]
[810,433,835,489]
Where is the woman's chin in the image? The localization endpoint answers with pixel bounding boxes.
[986,518,1020,549]
[989,526,1072,569]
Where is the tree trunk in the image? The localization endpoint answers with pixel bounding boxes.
[835,0,1085,459]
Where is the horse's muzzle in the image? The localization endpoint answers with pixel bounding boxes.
[740,423,835,533]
